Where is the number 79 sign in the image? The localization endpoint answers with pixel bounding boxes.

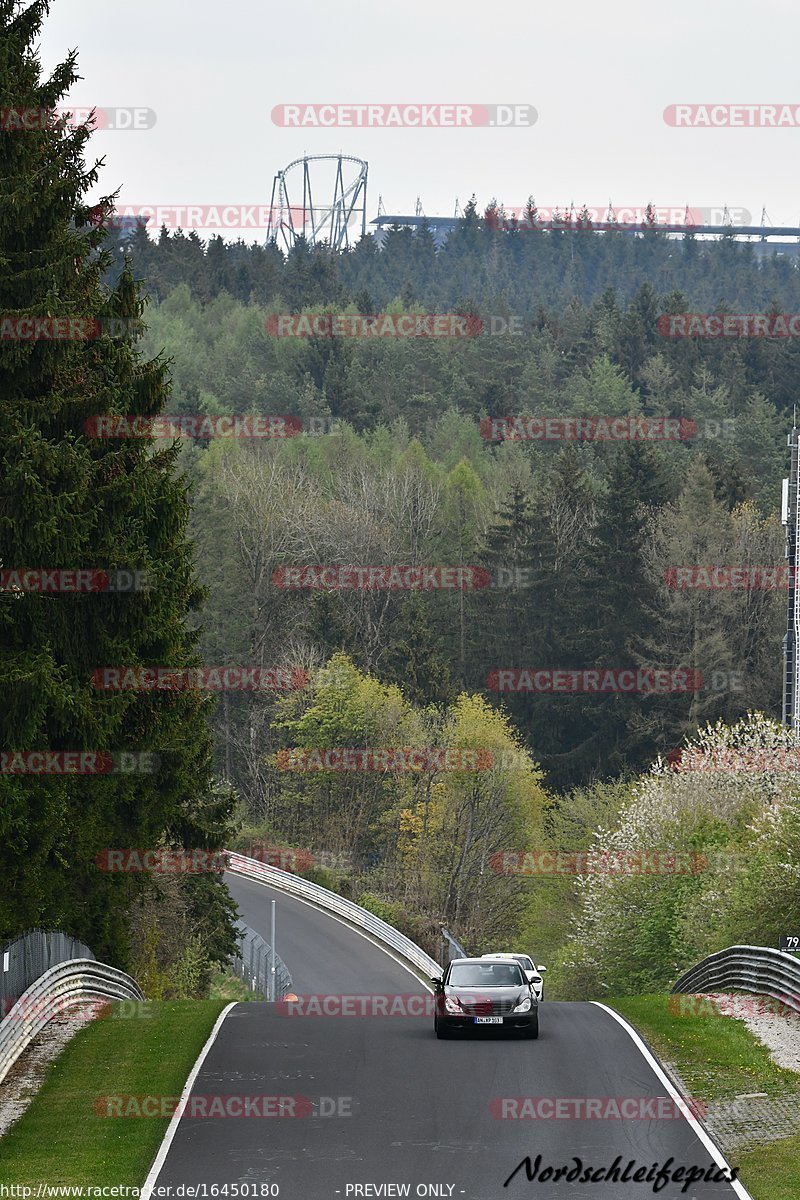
[780,936,800,952]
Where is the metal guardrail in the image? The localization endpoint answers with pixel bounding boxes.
[226,852,442,982]
[441,926,468,961]
[672,945,800,1013]
[230,920,292,1000]
[0,959,144,1084]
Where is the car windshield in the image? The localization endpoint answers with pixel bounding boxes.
[516,956,535,972]
[449,962,524,987]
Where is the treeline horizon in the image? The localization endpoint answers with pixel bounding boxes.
[113,211,799,978]
[104,218,793,802]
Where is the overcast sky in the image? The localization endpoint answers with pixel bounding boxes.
[34,0,800,241]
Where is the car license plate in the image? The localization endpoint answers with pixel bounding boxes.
[474,1016,503,1024]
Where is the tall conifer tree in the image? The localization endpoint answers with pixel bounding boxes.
[0,0,234,963]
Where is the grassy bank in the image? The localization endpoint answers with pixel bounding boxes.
[608,994,800,1200]
[736,1134,800,1200]
[0,1000,229,1186]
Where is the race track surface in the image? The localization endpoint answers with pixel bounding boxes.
[146,872,746,1199]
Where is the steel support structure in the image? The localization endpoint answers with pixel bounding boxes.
[267,155,368,252]
[782,427,800,730]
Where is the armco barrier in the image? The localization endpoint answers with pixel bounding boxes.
[0,959,144,1085]
[225,851,443,982]
[672,945,800,1014]
[442,926,469,961]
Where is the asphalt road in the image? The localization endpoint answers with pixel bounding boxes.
[228,870,416,995]
[146,871,747,1200]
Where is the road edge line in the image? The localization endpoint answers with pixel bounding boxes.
[591,1002,753,1199]
[140,1001,237,1198]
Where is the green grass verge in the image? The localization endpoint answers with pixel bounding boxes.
[607,994,800,1200]
[209,970,259,1002]
[607,994,800,1101]
[736,1134,800,1200]
[0,999,229,1186]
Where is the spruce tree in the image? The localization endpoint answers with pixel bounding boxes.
[481,451,601,789]
[522,449,600,787]
[575,443,674,780]
[383,593,455,708]
[0,0,234,964]
[479,483,537,668]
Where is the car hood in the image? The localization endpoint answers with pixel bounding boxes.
[445,984,534,1004]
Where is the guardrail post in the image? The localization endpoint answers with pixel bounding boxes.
[270,900,276,1002]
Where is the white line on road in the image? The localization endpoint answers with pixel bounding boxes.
[592,1002,754,1199]
[139,1001,237,1199]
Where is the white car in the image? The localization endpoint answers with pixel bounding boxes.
[480,953,546,1001]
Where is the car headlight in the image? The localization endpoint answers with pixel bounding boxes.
[444,996,463,1014]
[514,995,532,1013]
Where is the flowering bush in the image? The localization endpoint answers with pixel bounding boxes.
[550,714,800,998]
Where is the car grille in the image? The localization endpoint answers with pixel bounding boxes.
[459,998,515,1016]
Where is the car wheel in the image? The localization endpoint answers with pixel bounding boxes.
[524,1016,539,1039]
[435,1018,451,1039]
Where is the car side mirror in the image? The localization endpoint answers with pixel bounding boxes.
[431,977,444,990]
[536,965,547,972]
